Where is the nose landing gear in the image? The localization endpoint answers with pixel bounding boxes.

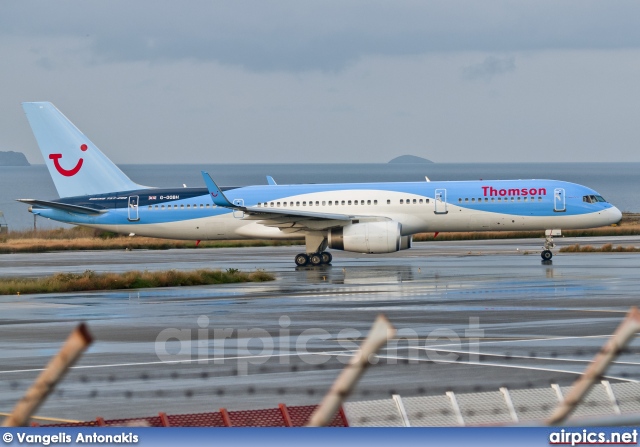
[541,229,561,262]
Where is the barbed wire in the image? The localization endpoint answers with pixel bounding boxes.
[2,342,639,426]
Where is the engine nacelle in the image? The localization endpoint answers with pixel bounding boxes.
[328,221,402,254]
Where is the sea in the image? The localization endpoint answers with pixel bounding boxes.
[1,163,639,231]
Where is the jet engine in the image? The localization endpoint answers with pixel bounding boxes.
[328,221,405,254]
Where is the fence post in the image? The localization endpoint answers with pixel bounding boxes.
[500,387,519,423]
[1,323,93,427]
[306,315,396,427]
[278,404,293,427]
[547,307,640,425]
[392,394,411,427]
[446,391,465,426]
[159,412,171,427]
[220,408,233,427]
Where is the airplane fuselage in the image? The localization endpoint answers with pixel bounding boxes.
[30,179,621,241]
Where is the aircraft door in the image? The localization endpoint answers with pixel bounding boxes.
[128,196,140,221]
[554,188,566,212]
[233,199,244,218]
[434,189,448,214]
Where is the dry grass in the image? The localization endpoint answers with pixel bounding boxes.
[0,227,302,253]
[0,268,275,295]
[414,214,640,242]
[560,243,640,253]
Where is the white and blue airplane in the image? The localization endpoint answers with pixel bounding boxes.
[19,102,622,266]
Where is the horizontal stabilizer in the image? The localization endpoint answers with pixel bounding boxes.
[17,199,107,214]
[201,171,237,208]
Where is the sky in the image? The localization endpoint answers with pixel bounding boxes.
[1,1,640,164]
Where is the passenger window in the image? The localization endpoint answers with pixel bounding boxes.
[148,205,152,209]
[348,200,352,205]
[329,201,332,205]
[322,201,326,206]
[303,201,306,206]
[186,204,190,208]
[374,200,378,205]
[538,197,542,201]
[354,201,358,205]
[181,205,184,208]
[277,202,281,206]
[400,199,404,204]
[296,201,300,206]
[491,198,495,202]
[309,201,313,206]
[484,198,488,202]
[425,199,429,203]
[472,198,475,202]
[315,201,319,206]
[413,199,416,204]
[387,199,390,204]
[523,197,527,201]
[465,198,468,202]
[342,200,345,205]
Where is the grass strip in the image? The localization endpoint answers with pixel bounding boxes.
[1,214,639,253]
[0,268,274,295]
[559,243,640,253]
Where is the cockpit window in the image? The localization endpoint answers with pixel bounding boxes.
[583,195,607,204]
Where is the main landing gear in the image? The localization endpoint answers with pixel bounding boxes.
[295,251,333,267]
[541,229,561,262]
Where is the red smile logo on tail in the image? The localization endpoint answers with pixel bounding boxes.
[49,144,87,177]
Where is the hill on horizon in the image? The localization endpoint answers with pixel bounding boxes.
[0,151,30,166]
[388,155,433,164]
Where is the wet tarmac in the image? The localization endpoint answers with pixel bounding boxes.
[1,236,640,421]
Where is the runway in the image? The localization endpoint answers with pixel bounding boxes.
[1,236,640,422]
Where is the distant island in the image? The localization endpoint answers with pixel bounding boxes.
[0,151,30,166]
[388,155,433,164]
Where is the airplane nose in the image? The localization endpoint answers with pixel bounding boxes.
[609,206,623,224]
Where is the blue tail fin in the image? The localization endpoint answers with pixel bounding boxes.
[22,102,147,198]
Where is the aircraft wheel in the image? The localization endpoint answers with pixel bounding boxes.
[310,253,323,266]
[321,252,332,264]
[295,253,309,266]
[541,250,553,261]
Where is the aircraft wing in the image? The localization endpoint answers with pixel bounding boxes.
[201,171,378,232]
[17,199,108,215]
